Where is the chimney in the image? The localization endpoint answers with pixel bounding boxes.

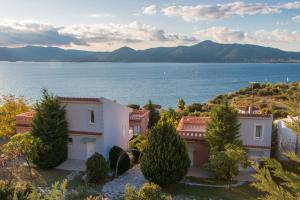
[248,105,253,114]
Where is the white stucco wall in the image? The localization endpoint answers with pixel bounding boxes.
[61,101,104,133]
[274,118,298,160]
[239,116,273,148]
[102,98,131,158]
[68,134,104,160]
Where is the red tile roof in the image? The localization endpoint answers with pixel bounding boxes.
[16,110,35,118]
[129,109,150,121]
[177,116,208,133]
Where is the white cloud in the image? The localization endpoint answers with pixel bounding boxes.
[0,19,83,47]
[0,19,196,49]
[292,15,300,23]
[142,5,158,15]
[279,1,300,9]
[161,1,300,22]
[60,21,197,44]
[88,13,116,18]
[193,26,300,51]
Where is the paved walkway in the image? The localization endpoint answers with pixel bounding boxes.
[56,159,86,171]
[101,165,147,199]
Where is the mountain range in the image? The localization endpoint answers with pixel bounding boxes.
[0,40,299,63]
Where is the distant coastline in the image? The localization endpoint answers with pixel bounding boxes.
[0,40,299,63]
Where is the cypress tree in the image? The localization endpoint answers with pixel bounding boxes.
[31,89,68,169]
[144,100,160,128]
[140,119,190,186]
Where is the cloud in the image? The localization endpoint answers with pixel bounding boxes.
[142,5,158,15]
[60,21,197,44]
[193,26,300,46]
[161,1,300,22]
[0,19,196,49]
[292,15,300,23]
[88,13,116,18]
[0,19,83,47]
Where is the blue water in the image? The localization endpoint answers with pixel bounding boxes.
[0,62,299,107]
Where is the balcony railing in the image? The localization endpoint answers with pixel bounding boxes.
[178,131,205,140]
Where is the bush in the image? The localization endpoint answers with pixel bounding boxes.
[0,181,32,200]
[127,104,140,110]
[86,153,109,183]
[124,183,171,200]
[129,135,147,163]
[109,146,130,175]
[140,120,190,186]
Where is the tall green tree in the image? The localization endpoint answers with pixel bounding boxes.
[144,100,160,128]
[177,98,185,110]
[140,119,190,186]
[0,95,29,137]
[252,95,300,199]
[31,89,68,169]
[205,102,242,152]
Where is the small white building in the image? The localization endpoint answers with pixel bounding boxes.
[275,117,300,160]
[16,96,132,170]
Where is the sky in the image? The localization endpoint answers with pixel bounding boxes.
[0,0,299,51]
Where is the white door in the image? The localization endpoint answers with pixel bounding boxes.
[86,142,96,159]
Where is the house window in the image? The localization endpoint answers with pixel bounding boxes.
[89,110,95,124]
[255,125,263,139]
[68,137,73,143]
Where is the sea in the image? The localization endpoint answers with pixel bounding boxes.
[0,62,299,107]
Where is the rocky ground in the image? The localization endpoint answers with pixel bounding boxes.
[101,165,147,199]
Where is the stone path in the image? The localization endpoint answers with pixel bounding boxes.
[101,165,147,199]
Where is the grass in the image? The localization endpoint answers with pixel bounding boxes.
[164,183,263,200]
[184,176,238,185]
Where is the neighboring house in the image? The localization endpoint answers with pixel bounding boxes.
[16,96,132,161]
[177,113,273,168]
[129,109,149,135]
[275,117,300,160]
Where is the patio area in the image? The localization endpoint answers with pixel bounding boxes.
[56,159,86,171]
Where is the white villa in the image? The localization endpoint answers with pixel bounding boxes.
[16,96,132,170]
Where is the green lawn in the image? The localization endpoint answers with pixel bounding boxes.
[164,183,263,200]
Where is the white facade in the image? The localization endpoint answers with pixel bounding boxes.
[239,115,273,160]
[61,97,131,160]
[275,117,300,160]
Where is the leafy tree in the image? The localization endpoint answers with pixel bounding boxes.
[159,108,182,127]
[177,98,185,110]
[144,100,160,128]
[209,144,249,181]
[129,135,148,163]
[3,132,41,178]
[140,119,190,186]
[252,95,300,199]
[86,153,109,183]
[186,103,202,113]
[0,95,29,137]
[127,104,140,110]
[205,102,241,152]
[31,89,68,169]
[124,183,171,200]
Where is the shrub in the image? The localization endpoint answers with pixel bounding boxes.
[0,181,32,200]
[86,153,109,183]
[140,120,190,186]
[109,146,130,175]
[67,185,102,200]
[124,183,171,200]
[129,135,147,163]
